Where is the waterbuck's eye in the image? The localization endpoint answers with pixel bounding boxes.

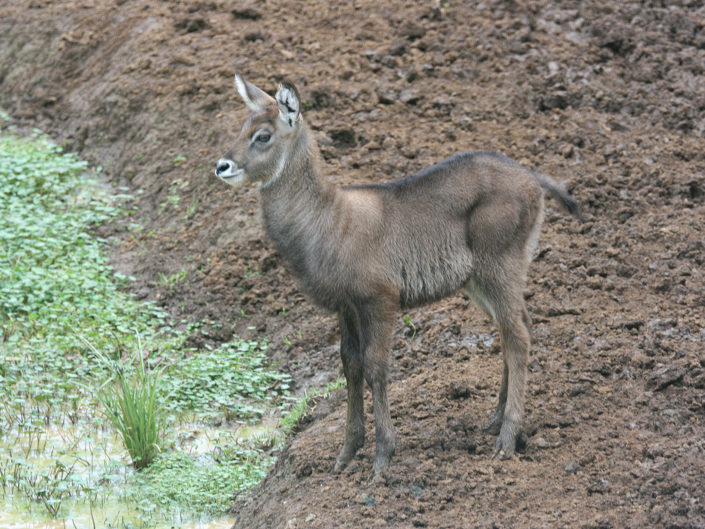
[253,131,272,144]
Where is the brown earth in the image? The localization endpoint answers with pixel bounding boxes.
[1,1,704,528]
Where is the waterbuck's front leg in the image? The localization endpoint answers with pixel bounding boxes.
[357,299,397,474]
[334,311,365,472]
[335,300,397,474]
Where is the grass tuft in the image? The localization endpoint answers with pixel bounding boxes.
[280,375,346,435]
[93,338,165,470]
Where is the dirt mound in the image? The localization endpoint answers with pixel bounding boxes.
[1,1,704,528]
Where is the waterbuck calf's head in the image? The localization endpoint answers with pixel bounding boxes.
[215,74,301,187]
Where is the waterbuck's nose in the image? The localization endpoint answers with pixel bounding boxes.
[215,159,233,177]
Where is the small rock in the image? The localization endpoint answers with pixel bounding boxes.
[537,91,568,111]
[587,478,611,495]
[380,55,398,69]
[382,136,396,150]
[420,63,435,77]
[509,41,528,54]
[388,41,407,56]
[232,6,262,19]
[546,306,580,317]
[358,493,376,506]
[400,89,423,105]
[134,287,150,300]
[376,86,397,105]
[564,461,581,474]
[533,436,549,449]
[244,31,267,42]
[647,365,685,391]
[175,15,210,33]
[557,415,576,427]
[643,443,664,459]
[398,20,426,40]
[401,67,418,82]
[446,382,471,400]
[409,485,423,498]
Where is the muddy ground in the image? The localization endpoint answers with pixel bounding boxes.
[1,1,704,527]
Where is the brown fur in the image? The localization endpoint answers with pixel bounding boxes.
[215,75,581,474]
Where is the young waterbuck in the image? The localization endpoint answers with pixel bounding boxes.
[214,74,581,475]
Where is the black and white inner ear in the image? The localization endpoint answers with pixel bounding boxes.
[276,82,300,128]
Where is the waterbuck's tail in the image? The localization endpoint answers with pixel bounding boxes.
[532,171,583,220]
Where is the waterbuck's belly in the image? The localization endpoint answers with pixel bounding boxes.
[393,243,475,309]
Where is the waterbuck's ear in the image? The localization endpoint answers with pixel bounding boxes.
[275,81,301,128]
[234,73,275,112]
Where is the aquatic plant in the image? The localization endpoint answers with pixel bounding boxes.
[94,341,165,470]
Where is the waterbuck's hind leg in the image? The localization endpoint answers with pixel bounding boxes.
[334,311,365,472]
[464,263,531,459]
[484,360,507,435]
[484,303,531,436]
[493,302,530,459]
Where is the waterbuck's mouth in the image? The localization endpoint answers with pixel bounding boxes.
[219,169,245,185]
[220,169,243,180]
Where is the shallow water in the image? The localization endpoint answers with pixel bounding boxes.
[0,503,234,529]
[0,418,276,529]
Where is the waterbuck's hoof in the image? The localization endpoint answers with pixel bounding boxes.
[333,454,353,473]
[372,444,395,476]
[372,457,391,476]
[334,442,362,473]
[493,442,515,460]
[370,466,389,485]
[483,411,504,435]
[493,422,519,460]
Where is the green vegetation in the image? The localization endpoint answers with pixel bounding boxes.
[127,448,271,518]
[280,375,346,436]
[161,340,290,421]
[94,343,166,469]
[0,131,293,527]
[155,267,189,291]
[402,315,417,338]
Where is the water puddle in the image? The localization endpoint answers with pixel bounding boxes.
[0,502,234,529]
[0,418,277,529]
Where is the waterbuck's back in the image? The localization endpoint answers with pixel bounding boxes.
[341,151,544,309]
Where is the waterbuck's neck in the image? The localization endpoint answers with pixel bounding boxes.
[258,124,339,278]
[261,125,332,200]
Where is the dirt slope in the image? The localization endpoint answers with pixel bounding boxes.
[1,1,704,528]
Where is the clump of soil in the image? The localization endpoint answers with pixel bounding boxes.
[1,1,704,528]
